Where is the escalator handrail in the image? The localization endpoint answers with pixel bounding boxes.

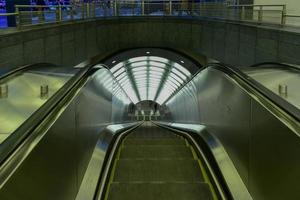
[0,63,58,80]
[249,62,300,72]
[165,62,300,126]
[94,122,143,200]
[0,61,101,166]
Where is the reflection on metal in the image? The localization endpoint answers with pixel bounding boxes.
[278,84,288,97]
[155,122,252,200]
[0,84,8,98]
[40,84,49,99]
[160,66,300,199]
[76,122,139,200]
[0,67,135,200]
[95,122,142,200]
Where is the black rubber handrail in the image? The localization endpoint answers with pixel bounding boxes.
[0,63,58,81]
[0,61,100,165]
[249,62,300,72]
[165,62,300,122]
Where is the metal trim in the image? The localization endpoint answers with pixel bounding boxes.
[75,122,140,200]
[153,121,231,200]
[94,122,143,200]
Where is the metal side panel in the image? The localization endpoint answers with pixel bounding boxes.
[249,99,300,200]
[0,68,134,200]
[0,101,78,200]
[165,68,252,187]
[162,67,300,200]
[75,123,140,200]
[154,122,252,200]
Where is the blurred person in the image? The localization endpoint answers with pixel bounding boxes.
[36,0,45,22]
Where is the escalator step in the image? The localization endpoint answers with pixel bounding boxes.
[113,159,204,182]
[107,182,213,200]
[120,145,193,158]
[124,138,186,146]
[127,131,178,138]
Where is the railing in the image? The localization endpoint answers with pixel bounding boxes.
[226,4,287,25]
[0,12,18,28]
[0,1,300,29]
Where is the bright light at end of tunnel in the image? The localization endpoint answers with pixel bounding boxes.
[110,56,192,105]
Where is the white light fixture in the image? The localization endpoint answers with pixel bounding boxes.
[110,62,123,73]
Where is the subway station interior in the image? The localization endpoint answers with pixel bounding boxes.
[0,0,300,200]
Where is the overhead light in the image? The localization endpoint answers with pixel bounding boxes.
[110,62,123,73]
[180,60,184,64]
[146,51,150,54]
[129,57,147,63]
[131,61,147,67]
[112,60,116,64]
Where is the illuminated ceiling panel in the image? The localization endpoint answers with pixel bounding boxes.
[110,56,192,104]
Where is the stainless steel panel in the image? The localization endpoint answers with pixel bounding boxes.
[165,68,251,186]
[75,123,139,200]
[249,100,300,200]
[155,122,252,200]
[161,67,300,199]
[0,101,78,200]
[0,68,134,200]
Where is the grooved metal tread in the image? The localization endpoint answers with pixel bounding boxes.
[105,123,213,200]
[127,133,178,138]
[120,145,193,158]
[113,158,204,182]
[107,182,213,200]
[124,138,186,145]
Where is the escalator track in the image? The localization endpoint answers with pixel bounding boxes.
[103,122,217,200]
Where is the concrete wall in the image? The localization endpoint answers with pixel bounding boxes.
[0,17,300,70]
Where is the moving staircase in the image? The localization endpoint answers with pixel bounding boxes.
[104,122,216,200]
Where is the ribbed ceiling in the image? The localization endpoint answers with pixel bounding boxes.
[110,56,191,104]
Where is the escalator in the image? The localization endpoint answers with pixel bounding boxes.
[0,58,299,200]
[103,122,217,200]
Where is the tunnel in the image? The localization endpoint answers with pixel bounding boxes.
[0,47,299,200]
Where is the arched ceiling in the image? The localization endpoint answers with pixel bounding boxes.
[110,56,192,105]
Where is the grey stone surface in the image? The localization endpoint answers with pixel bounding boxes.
[0,45,23,68]
[45,35,61,65]
[213,23,226,62]
[239,26,257,66]
[0,17,300,70]
[225,24,240,65]
[255,29,279,63]
[24,38,45,65]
